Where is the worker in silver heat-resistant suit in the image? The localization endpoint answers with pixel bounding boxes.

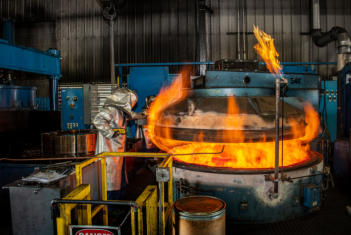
[93,87,141,200]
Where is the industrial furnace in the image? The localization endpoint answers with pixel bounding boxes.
[147,68,324,223]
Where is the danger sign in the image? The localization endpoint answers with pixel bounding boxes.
[70,225,119,235]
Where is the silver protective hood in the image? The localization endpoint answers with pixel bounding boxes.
[104,87,138,117]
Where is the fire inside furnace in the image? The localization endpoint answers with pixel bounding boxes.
[147,26,320,169]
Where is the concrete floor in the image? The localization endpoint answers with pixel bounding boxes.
[228,187,351,235]
[1,163,351,235]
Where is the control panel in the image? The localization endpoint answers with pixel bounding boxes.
[61,87,90,130]
[320,80,337,142]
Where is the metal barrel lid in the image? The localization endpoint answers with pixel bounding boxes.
[174,196,226,221]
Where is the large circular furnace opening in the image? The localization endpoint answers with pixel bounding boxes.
[146,70,320,170]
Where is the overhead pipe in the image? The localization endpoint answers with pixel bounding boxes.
[197,0,213,76]
[242,0,247,60]
[110,19,116,87]
[237,1,241,60]
[100,1,117,87]
[311,0,351,62]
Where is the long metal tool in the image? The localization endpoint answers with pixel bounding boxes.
[274,76,280,195]
[237,1,241,60]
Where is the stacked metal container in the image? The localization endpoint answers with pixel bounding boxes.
[41,130,96,157]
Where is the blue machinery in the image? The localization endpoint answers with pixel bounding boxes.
[60,85,91,131]
[114,61,329,223]
[0,20,61,155]
[0,20,61,111]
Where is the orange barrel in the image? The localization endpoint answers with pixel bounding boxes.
[173,196,226,235]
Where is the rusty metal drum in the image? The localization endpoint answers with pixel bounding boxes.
[55,132,76,157]
[172,196,226,235]
[76,131,96,156]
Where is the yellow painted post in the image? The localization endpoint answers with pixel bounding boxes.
[161,182,165,235]
[131,208,136,235]
[83,192,92,225]
[60,184,91,233]
[138,208,143,235]
[75,164,82,186]
[56,217,65,235]
[100,157,108,225]
[168,159,173,205]
[145,186,158,235]
[63,206,71,235]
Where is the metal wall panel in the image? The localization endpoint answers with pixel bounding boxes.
[1,0,351,82]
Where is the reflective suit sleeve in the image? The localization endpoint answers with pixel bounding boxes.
[93,107,115,138]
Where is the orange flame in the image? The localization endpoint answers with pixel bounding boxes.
[146,28,320,169]
[253,25,283,79]
[147,67,190,151]
[148,98,320,169]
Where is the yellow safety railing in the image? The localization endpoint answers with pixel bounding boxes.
[55,152,174,235]
[132,185,158,235]
[75,156,108,225]
[56,184,92,235]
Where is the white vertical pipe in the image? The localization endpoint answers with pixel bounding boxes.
[110,19,116,87]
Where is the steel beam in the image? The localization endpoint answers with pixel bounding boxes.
[115,62,214,67]
[0,40,61,77]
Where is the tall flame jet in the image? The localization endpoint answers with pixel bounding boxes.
[253,25,283,80]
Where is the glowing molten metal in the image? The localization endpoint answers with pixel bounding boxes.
[147,28,320,169]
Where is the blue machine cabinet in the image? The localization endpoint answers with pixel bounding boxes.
[61,88,90,130]
[303,185,321,209]
[320,80,337,142]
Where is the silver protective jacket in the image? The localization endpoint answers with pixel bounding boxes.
[93,88,137,191]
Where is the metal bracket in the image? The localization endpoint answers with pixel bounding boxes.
[156,167,170,182]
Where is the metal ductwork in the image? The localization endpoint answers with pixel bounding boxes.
[312,26,349,49]
[311,0,351,71]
